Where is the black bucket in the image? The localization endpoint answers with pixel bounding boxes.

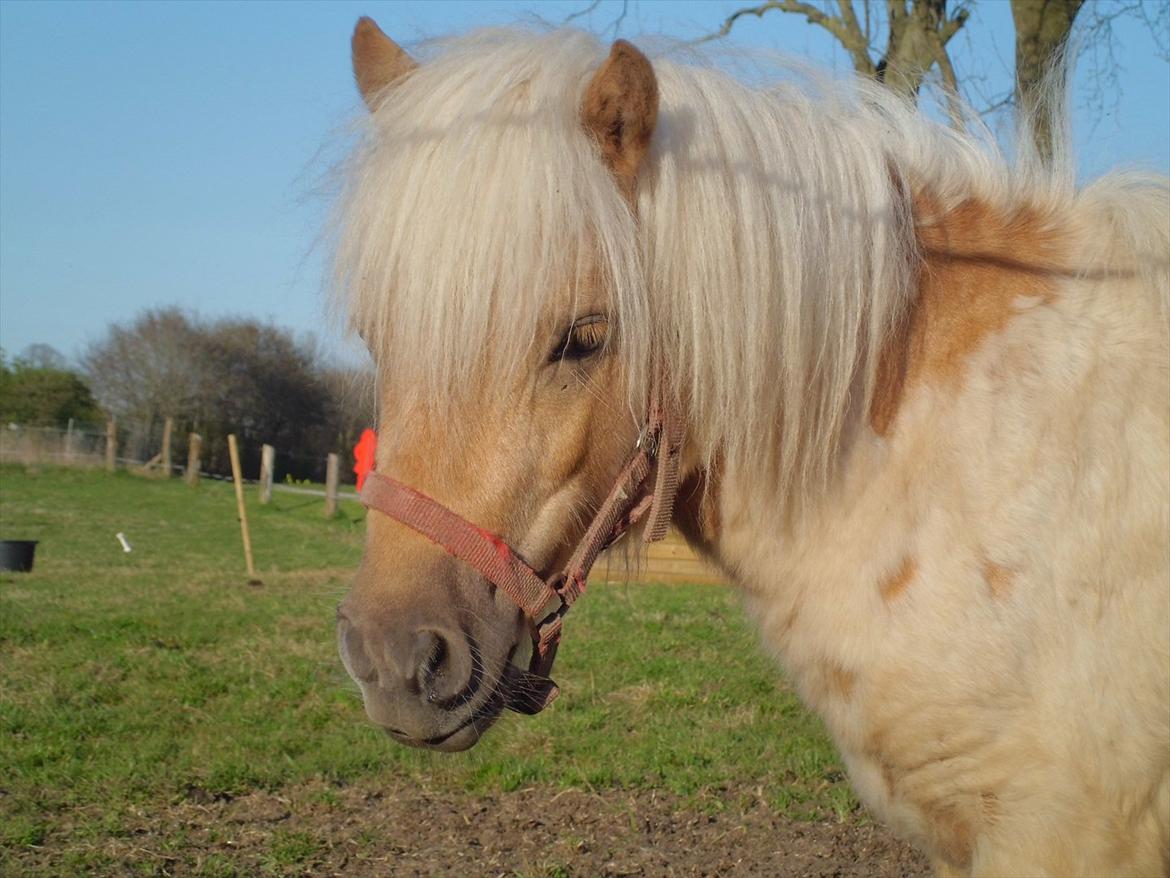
[0,540,38,573]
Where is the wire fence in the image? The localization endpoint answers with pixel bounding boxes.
[0,423,108,468]
[0,422,361,507]
[1,422,723,583]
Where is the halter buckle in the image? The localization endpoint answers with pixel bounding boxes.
[636,423,660,456]
[534,574,572,656]
[536,614,563,657]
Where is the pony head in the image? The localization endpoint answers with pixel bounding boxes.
[334,18,661,750]
[333,16,919,750]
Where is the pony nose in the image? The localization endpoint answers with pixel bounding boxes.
[338,613,376,682]
[406,629,450,698]
[338,612,471,704]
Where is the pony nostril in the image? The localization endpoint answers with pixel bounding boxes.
[338,618,377,683]
[411,630,449,698]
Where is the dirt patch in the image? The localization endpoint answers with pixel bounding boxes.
[15,778,931,877]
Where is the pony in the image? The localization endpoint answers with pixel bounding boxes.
[332,16,1170,877]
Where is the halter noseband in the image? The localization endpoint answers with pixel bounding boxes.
[359,381,682,715]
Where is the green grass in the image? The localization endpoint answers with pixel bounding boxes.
[0,464,852,868]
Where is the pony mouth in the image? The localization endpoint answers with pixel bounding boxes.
[381,645,531,751]
[383,680,510,750]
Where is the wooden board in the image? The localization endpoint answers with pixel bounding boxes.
[592,530,724,586]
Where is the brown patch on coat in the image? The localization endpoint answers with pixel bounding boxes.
[352,17,417,110]
[580,40,659,201]
[825,661,857,699]
[870,310,914,436]
[879,556,917,602]
[982,561,1015,600]
[870,192,1071,435]
[922,801,975,872]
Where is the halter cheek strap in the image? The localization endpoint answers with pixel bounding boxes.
[359,475,559,620]
[359,382,683,715]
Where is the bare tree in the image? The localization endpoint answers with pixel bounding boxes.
[84,309,337,478]
[1011,0,1084,162]
[83,308,206,433]
[1073,0,1170,138]
[700,0,971,106]
[694,0,1167,163]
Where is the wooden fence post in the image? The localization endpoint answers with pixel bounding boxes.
[105,419,117,473]
[160,417,174,477]
[324,453,339,518]
[64,418,75,461]
[259,444,275,504]
[185,433,202,487]
[227,434,259,583]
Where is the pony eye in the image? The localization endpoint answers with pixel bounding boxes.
[552,315,608,363]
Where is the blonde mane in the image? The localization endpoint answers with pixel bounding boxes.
[332,26,1168,504]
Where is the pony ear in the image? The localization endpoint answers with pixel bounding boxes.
[351,17,417,110]
[581,40,659,197]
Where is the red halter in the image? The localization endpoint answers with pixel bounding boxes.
[359,383,682,714]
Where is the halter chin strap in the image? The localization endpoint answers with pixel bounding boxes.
[359,380,683,715]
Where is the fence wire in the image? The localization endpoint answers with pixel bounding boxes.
[1,425,723,582]
[0,423,361,504]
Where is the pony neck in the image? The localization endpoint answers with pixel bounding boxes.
[669,182,1085,580]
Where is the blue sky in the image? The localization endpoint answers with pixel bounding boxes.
[1,0,1167,365]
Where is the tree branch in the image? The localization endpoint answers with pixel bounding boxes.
[940,4,971,43]
[565,0,603,23]
[837,0,866,44]
[697,0,876,75]
[699,0,820,40]
[976,92,1016,118]
[837,0,877,70]
[565,0,630,37]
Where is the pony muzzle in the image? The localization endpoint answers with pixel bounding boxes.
[335,595,515,751]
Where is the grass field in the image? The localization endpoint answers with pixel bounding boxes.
[0,464,854,875]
